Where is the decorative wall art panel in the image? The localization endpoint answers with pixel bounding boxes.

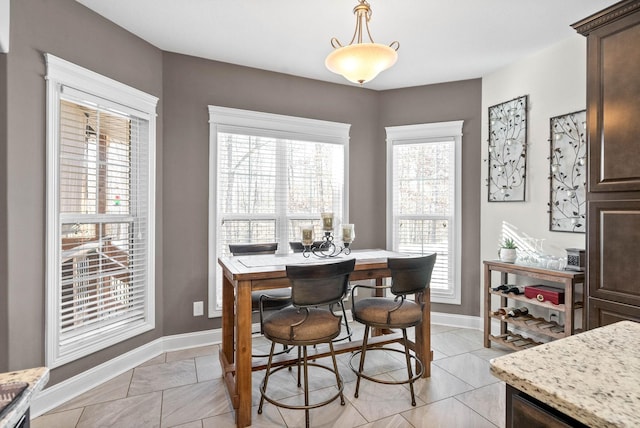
[487,95,528,201]
[549,110,586,233]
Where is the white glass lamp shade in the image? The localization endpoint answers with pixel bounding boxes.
[325,43,398,84]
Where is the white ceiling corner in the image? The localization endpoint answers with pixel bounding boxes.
[75,0,618,91]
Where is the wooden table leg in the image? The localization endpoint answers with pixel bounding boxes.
[221,273,235,365]
[235,280,253,428]
[414,288,431,378]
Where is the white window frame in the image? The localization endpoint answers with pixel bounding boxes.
[45,53,158,367]
[208,106,350,317]
[386,120,463,304]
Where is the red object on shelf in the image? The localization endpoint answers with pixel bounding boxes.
[524,285,565,305]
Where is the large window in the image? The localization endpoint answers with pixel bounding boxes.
[46,54,158,367]
[386,121,463,304]
[208,106,350,315]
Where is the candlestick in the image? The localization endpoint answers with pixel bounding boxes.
[321,212,334,231]
[301,226,314,246]
[302,219,353,258]
[342,224,354,243]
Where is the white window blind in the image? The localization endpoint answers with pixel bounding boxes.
[209,106,350,315]
[46,54,157,367]
[387,121,463,304]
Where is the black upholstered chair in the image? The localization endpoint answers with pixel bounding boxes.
[258,258,356,428]
[289,241,354,342]
[349,254,437,406]
[228,242,279,256]
[229,243,292,357]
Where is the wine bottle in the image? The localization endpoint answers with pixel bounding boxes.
[508,307,529,317]
[496,307,514,319]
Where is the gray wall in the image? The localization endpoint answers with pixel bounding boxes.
[380,81,483,316]
[161,52,382,334]
[0,50,7,372]
[0,0,482,386]
[2,0,164,385]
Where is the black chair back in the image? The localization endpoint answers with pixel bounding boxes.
[388,254,437,296]
[286,259,355,307]
[229,242,278,256]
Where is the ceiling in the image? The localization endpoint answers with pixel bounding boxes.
[76,0,618,91]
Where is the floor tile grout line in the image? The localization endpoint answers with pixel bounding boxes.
[33,326,510,427]
[159,388,165,427]
[452,395,500,428]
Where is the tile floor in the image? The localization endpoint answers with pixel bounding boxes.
[32,323,513,427]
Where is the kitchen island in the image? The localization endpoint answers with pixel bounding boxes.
[0,367,49,428]
[490,320,640,427]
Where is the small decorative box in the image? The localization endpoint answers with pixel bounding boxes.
[565,248,585,272]
[524,285,565,305]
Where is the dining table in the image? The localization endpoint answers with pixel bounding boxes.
[218,248,433,428]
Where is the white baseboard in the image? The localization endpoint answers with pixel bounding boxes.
[431,311,483,330]
[31,329,221,418]
[32,312,480,418]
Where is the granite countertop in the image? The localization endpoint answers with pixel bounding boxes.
[490,320,640,428]
[0,367,49,428]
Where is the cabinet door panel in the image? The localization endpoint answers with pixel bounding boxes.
[588,297,640,329]
[507,385,587,428]
[587,11,640,192]
[588,200,640,306]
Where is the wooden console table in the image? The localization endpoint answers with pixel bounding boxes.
[483,260,585,351]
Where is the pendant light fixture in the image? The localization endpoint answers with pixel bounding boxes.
[325,0,399,85]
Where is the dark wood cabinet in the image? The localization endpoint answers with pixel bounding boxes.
[588,297,640,327]
[506,385,588,428]
[573,0,640,328]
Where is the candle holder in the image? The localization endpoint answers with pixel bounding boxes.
[302,231,351,258]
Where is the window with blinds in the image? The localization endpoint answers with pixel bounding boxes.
[209,106,350,315]
[386,121,463,304]
[46,54,158,367]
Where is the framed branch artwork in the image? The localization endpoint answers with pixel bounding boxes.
[548,110,586,233]
[487,95,528,201]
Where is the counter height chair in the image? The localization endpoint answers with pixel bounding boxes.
[289,241,354,342]
[349,254,436,406]
[258,258,356,428]
[229,243,292,357]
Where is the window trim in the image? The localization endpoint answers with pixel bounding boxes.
[45,53,158,367]
[386,120,463,304]
[208,106,350,317]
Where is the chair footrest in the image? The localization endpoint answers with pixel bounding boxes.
[349,347,424,385]
[260,362,344,410]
